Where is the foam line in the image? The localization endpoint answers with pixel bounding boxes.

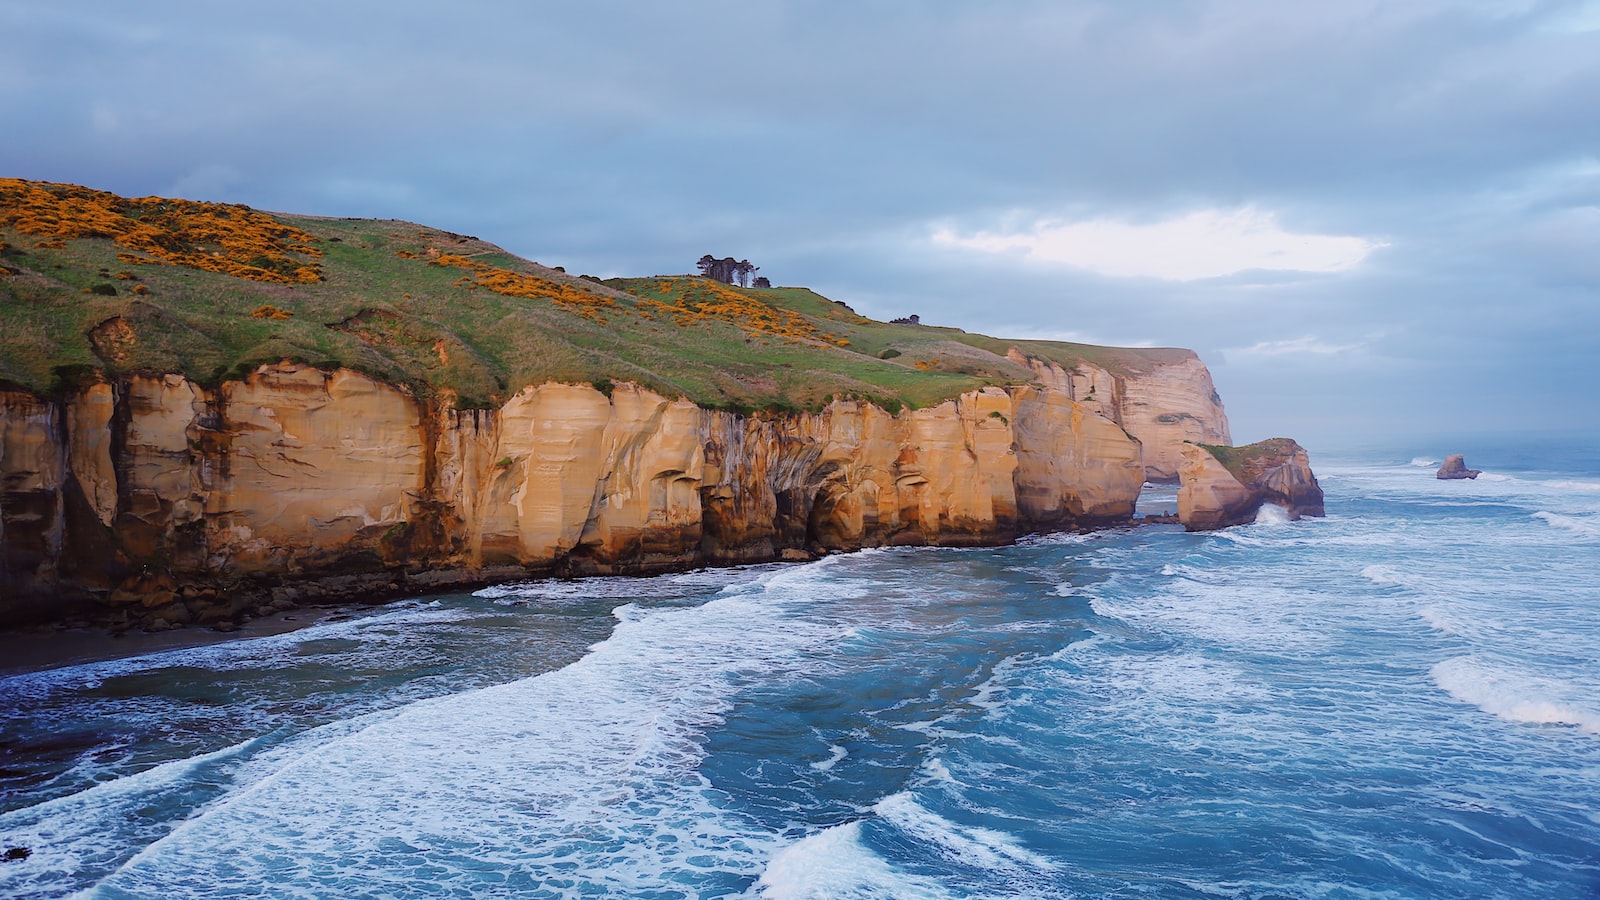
[73,557,866,896]
[759,821,953,900]
[1432,656,1600,734]
[871,793,1056,871]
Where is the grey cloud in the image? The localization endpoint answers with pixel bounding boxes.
[2,0,1596,443]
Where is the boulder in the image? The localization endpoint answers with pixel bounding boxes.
[1436,454,1481,480]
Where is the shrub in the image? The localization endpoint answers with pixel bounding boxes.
[0,178,324,284]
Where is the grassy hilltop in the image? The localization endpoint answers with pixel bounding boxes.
[0,178,1191,412]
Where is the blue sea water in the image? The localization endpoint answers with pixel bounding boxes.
[2,440,1599,898]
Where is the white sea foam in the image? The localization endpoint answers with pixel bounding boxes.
[59,557,872,897]
[872,792,1057,871]
[0,736,266,894]
[0,707,398,898]
[472,565,772,602]
[0,601,473,702]
[1546,479,1600,492]
[1411,457,1439,468]
[759,821,953,900]
[1533,510,1600,536]
[1360,564,1411,587]
[810,744,849,772]
[1253,504,1292,526]
[1017,530,1098,548]
[966,653,1031,715]
[1048,634,1108,661]
[1431,656,1600,734]
[920,755,959,784]
[1091,574,1333,655]
[1417,605,1464,635]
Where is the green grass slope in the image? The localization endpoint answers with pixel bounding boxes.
[1,179,1192,412]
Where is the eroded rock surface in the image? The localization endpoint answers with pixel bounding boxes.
[1006,348,1229,481]
[1436,454,1482,480]
[1,367,1172,626]
[1178,438,1325,531]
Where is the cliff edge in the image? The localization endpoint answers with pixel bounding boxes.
[0,178,1300,629]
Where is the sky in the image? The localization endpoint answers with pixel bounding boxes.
[3,1,1598,446]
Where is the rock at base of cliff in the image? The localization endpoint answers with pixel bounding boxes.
[1177,438,1325,531]
[1436,454,1482,480]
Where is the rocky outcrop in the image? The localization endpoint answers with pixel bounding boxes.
[1,366,1161,628]
[1007,348,1229,482]
[1177,438,1325,531]
[1436,454,1481,480]
[1119,357,1231,482]
[1010,387,1145,525]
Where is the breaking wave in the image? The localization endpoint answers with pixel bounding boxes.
[1431,656,1600,734]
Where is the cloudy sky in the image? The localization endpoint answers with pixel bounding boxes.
[4,1,1597,445]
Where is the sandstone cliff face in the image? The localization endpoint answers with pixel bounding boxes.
[1007,349,1229,482]
[1177,439,1325,531]
[1118,357,1230,482]
[0,366,1165,627]
[0,390,67,623]
[1010,387,1144,525]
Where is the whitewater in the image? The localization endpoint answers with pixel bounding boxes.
[2,440,1598,898]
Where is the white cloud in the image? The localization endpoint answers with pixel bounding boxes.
[931,207,1385,281]
[1228,336,1367,357]
[990,326,1158,348]
[1535,0,1600,32]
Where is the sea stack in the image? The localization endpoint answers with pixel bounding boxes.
[1436,454,1482,480]
[1177,438,1326,531]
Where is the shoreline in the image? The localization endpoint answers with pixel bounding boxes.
[0,507,1185,676]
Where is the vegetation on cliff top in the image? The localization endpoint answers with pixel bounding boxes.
[1197,438,1302,484]
[1,178,1197,410]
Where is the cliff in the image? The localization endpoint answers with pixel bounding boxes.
[1177,439,1326,531]
[0,178,1266,628]
[1,367,1150,627]
[1005,347,1228,482]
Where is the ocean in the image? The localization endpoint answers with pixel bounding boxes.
[2,437,1598,898]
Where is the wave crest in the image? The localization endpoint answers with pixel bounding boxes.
[1360,564,1410,587]
[1533,511,1600,537]
[1431,656,1600,734]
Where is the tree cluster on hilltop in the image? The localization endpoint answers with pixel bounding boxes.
[696,255,762,287]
